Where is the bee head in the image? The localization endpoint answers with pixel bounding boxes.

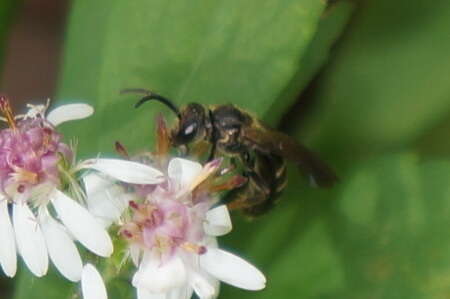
[121,89,210,147]
[172,103,208,146]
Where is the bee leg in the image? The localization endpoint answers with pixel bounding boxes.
[223,151,283,216]
[219,157,239,175]
[239,151,255,171]
[242,197,275,216]
[224,169,270,212]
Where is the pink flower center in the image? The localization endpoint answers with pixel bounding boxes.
[121,198,207,260]
[0,117,72,197]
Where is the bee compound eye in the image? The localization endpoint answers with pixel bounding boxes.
[183,123,197,136]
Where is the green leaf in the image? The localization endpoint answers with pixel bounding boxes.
[327,154,450,299]
[296,0,450,160]
[265,0,354,125]
[15,1,331,299]
[13,243,133,299]
[221,168,342,298]
[416,112,450,158]
[224,153,450,299]
[14,268,75,299]
[57,0,327,156]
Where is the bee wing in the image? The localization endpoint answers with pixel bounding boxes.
[242,127,338,188]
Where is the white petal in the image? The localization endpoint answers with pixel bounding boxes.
[167,287,194,299]
[0,200,17,277]
[83,173,129,227]
[129,244,142,267]
[137,288,167,299]
[133,253,187,293]
[204,236,218,248]
[200,248,266,291]
[81,264,107,299]
[190,272,217,299]
[40,212,83,282]
[168,158,203,190]
[13,203,48,277]
[82,159,164,184]
[46,103,94,126]
[50,189,113,257]
[204,205,232,236]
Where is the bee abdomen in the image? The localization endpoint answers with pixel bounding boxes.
[223,152,289,217]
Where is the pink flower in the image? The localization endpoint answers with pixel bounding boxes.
[0,98,114,281]
[83,157,266,299]
[0,117,68,198]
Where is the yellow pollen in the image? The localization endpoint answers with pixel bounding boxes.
[12,167,39,184]
[180,242,202,254]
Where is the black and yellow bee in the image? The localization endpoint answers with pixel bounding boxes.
[122,88,337,216]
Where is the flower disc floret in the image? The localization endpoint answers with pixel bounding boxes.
[0,118,71,199]
[121,197,207,263]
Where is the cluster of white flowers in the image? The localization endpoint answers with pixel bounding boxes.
[0,98,266,299]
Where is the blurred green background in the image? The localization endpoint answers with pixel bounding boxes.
[2,0,450,298]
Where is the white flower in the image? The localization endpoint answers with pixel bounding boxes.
[81,264,108,299]
[0,98,117,281]
[82,157,266,299]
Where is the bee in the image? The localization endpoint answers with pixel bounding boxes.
[122,88,338,216]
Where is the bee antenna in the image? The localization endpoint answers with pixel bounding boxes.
[120,88,181,119]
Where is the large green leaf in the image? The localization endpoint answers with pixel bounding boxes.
[14,268,74,299]
[265,0,354,125]
[14,0,330,298]
[225,1,450,296]
[417,112,450,158]
[294,0,450,161]
[57,0,327,157]
[219,0,354,282]
[327,155,450,299]
[224,153,450,299]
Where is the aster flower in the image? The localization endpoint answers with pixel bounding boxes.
[0,97,154,281]
[83,156,266,299]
